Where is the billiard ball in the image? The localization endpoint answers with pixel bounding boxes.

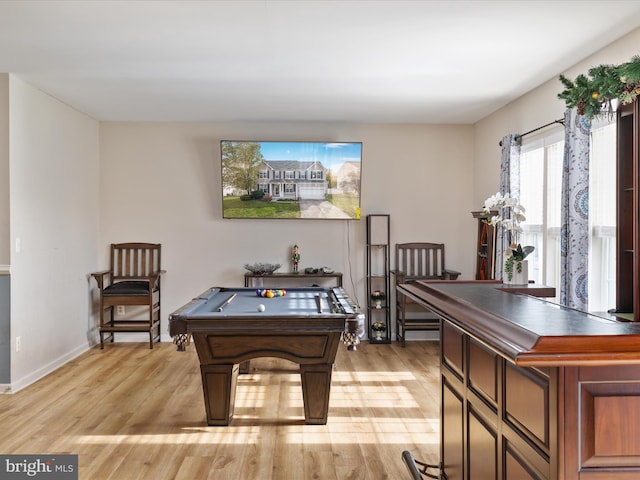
[257,304,265,312]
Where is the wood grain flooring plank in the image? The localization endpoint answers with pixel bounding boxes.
[0,341,440,479]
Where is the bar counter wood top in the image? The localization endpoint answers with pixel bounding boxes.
[397,280,640,479]
[398,280,640,366]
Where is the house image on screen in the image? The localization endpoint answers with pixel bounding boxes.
[257,160,328,200]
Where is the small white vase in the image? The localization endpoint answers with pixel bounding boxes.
[374,300,382,309]
[503,259,528,285]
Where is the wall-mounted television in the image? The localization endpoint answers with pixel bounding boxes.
[221,141,362,220]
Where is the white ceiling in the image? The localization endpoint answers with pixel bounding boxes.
[1,0,639,124]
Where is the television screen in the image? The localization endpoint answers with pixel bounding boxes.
[221,141,362,220]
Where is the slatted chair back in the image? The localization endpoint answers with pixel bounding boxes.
[395,242,446,282]
[111,243,161,281]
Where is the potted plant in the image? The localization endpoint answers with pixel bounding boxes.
[371,290,386,308]
[371,321,386,340]
[482,192,535,284]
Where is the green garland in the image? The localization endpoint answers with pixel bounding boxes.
[558,55,640,118]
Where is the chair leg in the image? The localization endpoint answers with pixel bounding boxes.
[109,307,115,344]
[149,305,154,349]
[400,299,407,347]
[99,305,106,349]
[149,301,161,349]
[157,304,161,345]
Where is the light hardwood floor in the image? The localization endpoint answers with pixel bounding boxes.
[0,340,441,479]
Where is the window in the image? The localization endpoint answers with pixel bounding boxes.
[519,133,564,303]
[589,121,617,312]
[519,120,616,311]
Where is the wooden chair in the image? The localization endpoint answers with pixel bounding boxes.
[91,243,163,349]
[391,242,460,346]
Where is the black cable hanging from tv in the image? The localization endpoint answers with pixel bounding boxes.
[498,118,565,146]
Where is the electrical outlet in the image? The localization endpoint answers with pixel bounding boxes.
[117,306,125,316]
[15,336,21,352]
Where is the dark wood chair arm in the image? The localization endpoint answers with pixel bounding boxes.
[91,270,112,290]
[149,272,163,289]
[443,269,461,280]
[391,270,407,284]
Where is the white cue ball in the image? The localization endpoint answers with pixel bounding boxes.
[257,304,265,312]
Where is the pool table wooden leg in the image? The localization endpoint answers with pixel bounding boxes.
[200,364,239,426]
[300,363,333,425]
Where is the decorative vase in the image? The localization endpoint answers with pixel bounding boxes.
[375,330,383,340]
[374,300,382,309]
[503,259,528,285]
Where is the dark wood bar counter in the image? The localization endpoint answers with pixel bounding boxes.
[397,280,640,480]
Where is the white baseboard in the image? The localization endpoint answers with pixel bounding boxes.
[6,342,90,394]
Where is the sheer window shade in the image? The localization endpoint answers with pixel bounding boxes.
[518,121,615,311]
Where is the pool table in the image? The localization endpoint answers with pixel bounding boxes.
[169,286,359,425]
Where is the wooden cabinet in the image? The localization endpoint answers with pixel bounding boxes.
[366,214,391,343]
[471,211,497,280]
[615,101,640,321]
[441,320,556,480]
[399,281,640,480]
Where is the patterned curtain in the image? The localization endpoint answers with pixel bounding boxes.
[497,134,522,280]
[560,108,591,310]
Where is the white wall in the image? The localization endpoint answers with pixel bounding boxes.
[0,74,9,268]
[473,27,640,206]
[9,76,100,390]
[98,122,476,331]
[0,75,9,387]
